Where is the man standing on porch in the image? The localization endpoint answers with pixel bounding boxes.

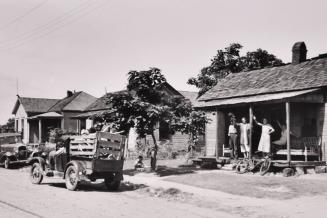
[228,119,238,159]
[253,116,275,155]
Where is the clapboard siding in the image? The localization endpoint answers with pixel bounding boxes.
[205,111,217,156]
[171,132,189,151]
[216,111,225,157]
[318,104,327,161]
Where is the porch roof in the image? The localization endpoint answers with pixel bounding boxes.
[195,88,320,108]
[72,109,115,119]
[29,112,63,120]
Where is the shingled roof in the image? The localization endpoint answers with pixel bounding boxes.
[199,57,327,102]
[48,91,96,112]
[179,91,199,106]
[85,90,127,112]
[12,97,59,114]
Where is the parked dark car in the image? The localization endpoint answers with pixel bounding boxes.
[0,133,32,169]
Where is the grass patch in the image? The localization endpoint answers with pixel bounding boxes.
[165,172,327,199]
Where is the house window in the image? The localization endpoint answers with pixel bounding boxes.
[159,121,170,141]
[15,120,19,132]
[21,119,24,136]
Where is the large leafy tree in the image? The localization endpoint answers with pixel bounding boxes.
[105,68,208,170]
[188,43,284,96]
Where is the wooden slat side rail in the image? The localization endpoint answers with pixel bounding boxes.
[97,132,124,143]
[95,132,126,159]
[70,145,95,150]
[69,151,94,156]
[98,140,121,150]
[69,136,96,157]
[70,140,95,144]
[70,134,96,140]
[97,148,121,156]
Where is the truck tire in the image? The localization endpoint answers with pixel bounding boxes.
[65,165,79,191]
[4,157,10,169]
[30,163,43,184]
[105,175,120,191]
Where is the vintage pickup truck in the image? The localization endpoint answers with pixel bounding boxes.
[29,132,126,191]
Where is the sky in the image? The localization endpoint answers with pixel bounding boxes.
[0,0,327,124]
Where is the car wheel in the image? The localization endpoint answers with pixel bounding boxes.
[260,159,271,176]
[104,175,120,191]
[235,159,248,174]
[4,157,10,169]
[65,165,79,191]
[30,163,43,184]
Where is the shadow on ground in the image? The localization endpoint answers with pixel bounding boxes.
[124,163,218,177]
[41,181,147,192]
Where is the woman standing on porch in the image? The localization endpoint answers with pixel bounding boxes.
[237,117,250,158]
[253,116,275,155]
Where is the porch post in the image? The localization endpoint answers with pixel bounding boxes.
[38,119,42,143]
[286,102,291,162]
[77,119,81,134]
[249,105,253,159]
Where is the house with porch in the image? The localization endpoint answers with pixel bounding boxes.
[12,91,96,143]
[196,42,327,166]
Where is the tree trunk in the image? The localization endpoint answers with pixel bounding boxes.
[150,132,158,171]
[186,133,195,163]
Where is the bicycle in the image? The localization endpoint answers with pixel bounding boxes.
[235,153,272,176]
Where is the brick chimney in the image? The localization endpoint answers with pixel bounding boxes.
[292,42,307,64]
[67,90,73,97]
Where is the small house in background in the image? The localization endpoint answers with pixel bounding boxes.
[74,83,200,154]
[196,42,327,166]
[12,91,96,143]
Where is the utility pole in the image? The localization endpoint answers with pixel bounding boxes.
[16,78,19,95]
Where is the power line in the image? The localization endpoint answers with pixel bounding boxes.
[0,0,95,45]
[0,0,109,50]
[0,0,48,32]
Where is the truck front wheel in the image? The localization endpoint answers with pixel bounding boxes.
[65,165,79,191]
[30,163,43,184]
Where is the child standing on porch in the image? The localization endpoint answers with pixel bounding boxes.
[228,119,238,159]
[253,116,275,156]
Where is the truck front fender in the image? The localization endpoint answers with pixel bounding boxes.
[27,157,46,170]
[64,161,86,181]
[2,152,17,161]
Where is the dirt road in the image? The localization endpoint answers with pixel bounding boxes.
[0,168,234,218]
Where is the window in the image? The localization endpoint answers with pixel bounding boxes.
[21,119,24,136]
[159,121,170,141]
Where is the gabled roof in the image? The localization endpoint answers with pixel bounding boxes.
[85,90,127,112]
[199,57,327,102]
[12,97,59,115]
[85,82,182,112]
[62,92,97,111]
[48,91,96,112]
[179,91,199,106]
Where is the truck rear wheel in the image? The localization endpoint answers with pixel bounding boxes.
[30,163,43,184]
[65,165,79,191]
[105,175,120,191]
